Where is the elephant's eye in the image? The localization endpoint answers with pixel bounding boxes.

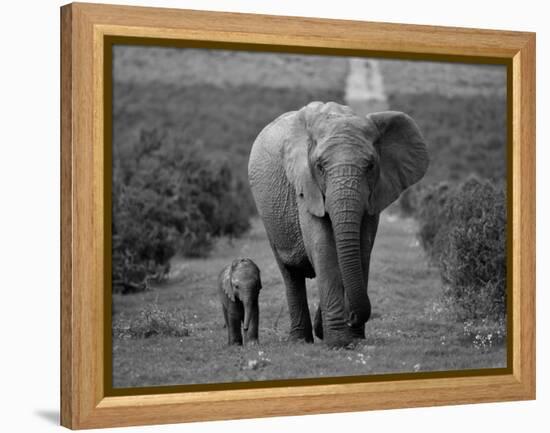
[317,163,325,174]
[366,161,374,171]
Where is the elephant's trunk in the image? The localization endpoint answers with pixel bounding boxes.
[327,167,371,327]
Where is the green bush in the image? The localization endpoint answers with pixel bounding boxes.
[416,177,507,320]
[112,130,253,294]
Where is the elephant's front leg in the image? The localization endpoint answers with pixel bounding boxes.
[276,260,313,343]
[315,261,353,347]
[227,302,244,346]
[314,304,360,340]
[305,217,354,347]
[313,306,323,340]
[222,307,231,345]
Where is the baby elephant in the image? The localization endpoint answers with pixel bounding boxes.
[218,258,262,345]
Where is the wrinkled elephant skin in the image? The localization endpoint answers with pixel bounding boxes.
[248,102,428,347]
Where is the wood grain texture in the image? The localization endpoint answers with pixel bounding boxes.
[60,4,73,429]
[514,34,536,395]
[78,2,531,58]
[60,2,536,429]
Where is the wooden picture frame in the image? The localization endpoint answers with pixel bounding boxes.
[60,2,535,429]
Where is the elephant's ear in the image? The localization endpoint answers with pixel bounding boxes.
[221,265,235,301]
[367,111,429,212]
[284,115,325,217]
[296,161,325,217]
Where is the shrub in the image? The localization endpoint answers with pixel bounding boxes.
[112,130,253,293]
[414,182,453,259]
[439,178,507,320]
[416,177,507,321]
[112,305,189,339]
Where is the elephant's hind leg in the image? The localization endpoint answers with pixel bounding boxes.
[277,262,313,343]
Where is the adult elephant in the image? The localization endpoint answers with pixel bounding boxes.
[248,101,429,347]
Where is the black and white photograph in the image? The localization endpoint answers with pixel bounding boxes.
[110,44,507,388]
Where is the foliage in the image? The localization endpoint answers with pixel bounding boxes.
[113,304,189,339]
[112,130,253,294]
[415,177,507,321]
[413,182,453,259]
[385,89,507,322]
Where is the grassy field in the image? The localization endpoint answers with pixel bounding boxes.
[378,60,506,97]
[112,215,506,387]
[114,46,348,89]
[111,52,507,387]
[113,47,348,165]
[112,49,348,220]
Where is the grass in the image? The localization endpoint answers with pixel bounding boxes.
[113,46,348,90]
[112,215,506,388]
[378,60,506,98]
[113,304,190,339]
[113,83,344,167]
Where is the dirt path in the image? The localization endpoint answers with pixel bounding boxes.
[345,58,388,115]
